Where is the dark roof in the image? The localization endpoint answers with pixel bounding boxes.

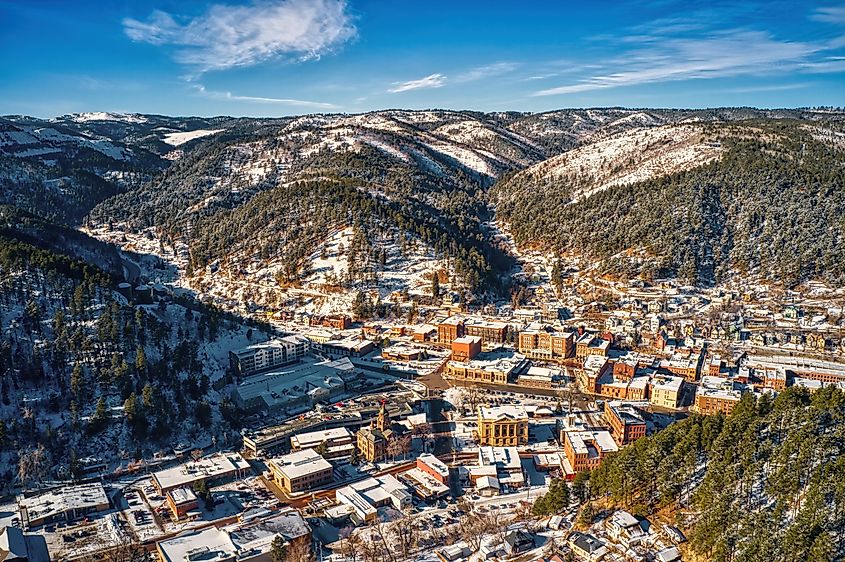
[568,531,605,554]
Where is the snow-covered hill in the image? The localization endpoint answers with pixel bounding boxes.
[503,124,725,203]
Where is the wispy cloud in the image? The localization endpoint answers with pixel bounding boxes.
[194,84,338,109]
[533,28,843,97]
[454,62,518,82]
[388,73,446,93]
[811,6,845,24]
[722,83,810,94]
[123,0,356,75]
[387,62,517,93]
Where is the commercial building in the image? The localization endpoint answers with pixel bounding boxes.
[575,333,610,361]
[232,357,354,414]
[517,365,556,388]
[267,448,333,495]
[563,430,618,474]
[335,475,412,524]
[156,509,310,562]
[152,452,251,494]
[451,336,481,362]
[444,350,528,385]
[577,355,610,394]
[398,468,450,500]
[290,427,355,461]
[166,488,198,521]
[229,335,310,377]
[473,447,525,490]
[693,388,742,415]
[464,319,509,345]
[17,483,110,529]
[415,454,450,484]
[603,401,647,446]
[477,405,529,447]
[517,325,574,361]
[437,316,465,344]
[650,376,684,409]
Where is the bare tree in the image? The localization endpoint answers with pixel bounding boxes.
[285,538,315,562]
[18,444,48,488]
[389,510,420,560]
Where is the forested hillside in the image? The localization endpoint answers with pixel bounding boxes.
[492,120,845,287]
[0,223,263,489]
[586,387,845,561]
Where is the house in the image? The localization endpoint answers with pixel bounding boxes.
[655,546,682,562]
[437,545,471,562]
[502,530,534,555]
[567,531,607,561]
[606,510,645,546]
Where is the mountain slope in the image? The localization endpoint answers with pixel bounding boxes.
[491,119,845,287]
[588,387,845,561]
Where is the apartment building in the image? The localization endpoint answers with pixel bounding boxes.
[229,335,310,377]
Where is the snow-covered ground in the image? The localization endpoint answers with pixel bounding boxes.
[162,129,225,146]
[509,123,724,203]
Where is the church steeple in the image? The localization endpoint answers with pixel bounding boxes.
[375,401,389,432]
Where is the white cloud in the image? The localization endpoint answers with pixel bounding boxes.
[194,84,338,109]
[532,30,839,97]
[388,73,446,93]
[123,0,356,74]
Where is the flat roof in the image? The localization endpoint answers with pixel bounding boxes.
[291,427,352,448]
[453,335,482,345]
[167,488,197,505]
[565,430,618,456]
[152,452,250,491]
[478,446,521,470]
[479,404,528,421]
[157,527,235,562]
[417,453,449,477]
[270,448,332,480]
[227,509,309,551]
[19,483,108,524]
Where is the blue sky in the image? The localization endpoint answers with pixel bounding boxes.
[1,0,844,117]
